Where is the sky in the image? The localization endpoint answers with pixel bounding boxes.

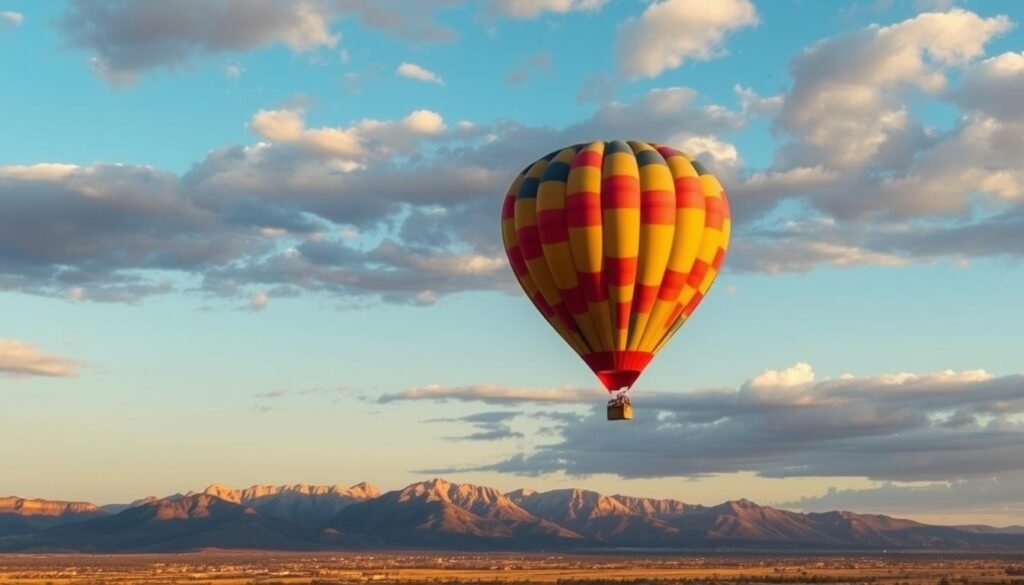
[1,0,1023,527]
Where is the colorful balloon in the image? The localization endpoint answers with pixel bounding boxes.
[501,140,731,393]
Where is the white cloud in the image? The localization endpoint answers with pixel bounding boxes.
[1,11,23,26]
[401,110,446,134]
[0,339,80,378]
[746,363,816,390]
[0,164,79,181]
[224,64,243,79]
[672,134,740,170]
[246,107,446,160]
[249,109,305,142]
[778,9,1012,170]
[396,62,444,85]
[616,0,758,79]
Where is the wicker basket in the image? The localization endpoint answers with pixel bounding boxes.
[607,403,633,421]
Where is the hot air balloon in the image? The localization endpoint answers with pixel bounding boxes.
[500,140,731,420]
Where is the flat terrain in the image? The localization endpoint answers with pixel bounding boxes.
[2,552,1024,585]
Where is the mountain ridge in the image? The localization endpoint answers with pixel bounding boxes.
[3,479,1023,552]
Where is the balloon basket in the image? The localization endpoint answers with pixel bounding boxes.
[607,393,633,421]
[607,403,633,421]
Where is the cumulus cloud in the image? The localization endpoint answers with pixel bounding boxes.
[56,0,462,84]
[616,0,758,79]
[458,363,1024,482]
[772,8,1012,196]
[0,339,80,378]
[396,62,444,85]
[722,8,1024,273]
[247,107,446,161]
[0,163,261,301]
[59,0,339,83]
[954,51,1024,121]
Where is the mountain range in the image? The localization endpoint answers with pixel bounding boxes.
[2,478,1023,552]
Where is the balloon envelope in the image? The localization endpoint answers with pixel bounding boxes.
[501,140,731,392]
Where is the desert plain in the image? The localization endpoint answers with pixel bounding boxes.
[2,552,1024,585]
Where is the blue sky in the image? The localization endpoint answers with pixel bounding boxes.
[2,0,1024,526]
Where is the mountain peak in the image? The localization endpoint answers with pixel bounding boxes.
[203,484,240,502]
[346,482,381,499]
[0,496,102,518]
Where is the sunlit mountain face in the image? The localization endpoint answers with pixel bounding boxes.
[3,479,1024,551]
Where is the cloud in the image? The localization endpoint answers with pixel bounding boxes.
[254,387,350,399]
[464,363,1024,482]
[428,411,526,441]
[506,52,552,86]
[224,63,243,79]
[745,362,815,390]
[487,0,607,19]
[59,0,339,83]
[247,107,446,160]
[1,11,23,27]
[396,62,444,85]
[616,0,758,79]
[0,163,262,302]
[780,474,1024,518]
[772,8,1012,194]
[723,8,1024,273]
[954,51,1024,121]
[379,384,606,404]
[334,0,458,43]
[57,0,461,84]
[0,339,80,378]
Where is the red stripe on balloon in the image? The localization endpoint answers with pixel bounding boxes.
[641,189,675,225]
[658,268,688,301]
[682,291,705,318]
[501,193,516,219]
[579,271,608,303]
[616,301,631,331]
[676,177,704,209]
[516,226,543,260]
[566,193,602,227]
[634,283,659,313]
[601,177,641,208]
[705,196,725,230]
[537,209,569,244]
[571,149,602,168]
[686,260,710,289]
[606,257,638,287]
